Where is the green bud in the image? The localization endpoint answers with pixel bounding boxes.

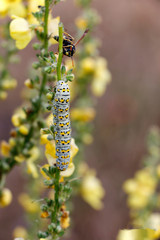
[33,42,42,50]
[41,204,48,211]
[47,134,54,140]
[66,73,74,82]
[49,165,56,175]
[61,65,66,74]
[46,92,53,100]
[46,105,52,111]
[32,62,40,69]
[50,125,54,133]
[37,231,48,238]
[45,198,54,207]
[44,66,52,73]
[55,225,62,234]
[40,128,50,135]
[48,224,53,232]
[44,179,54,186]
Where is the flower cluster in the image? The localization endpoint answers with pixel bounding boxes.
[117,127,160,239]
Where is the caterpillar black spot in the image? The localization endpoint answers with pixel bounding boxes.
[53,80,71,171]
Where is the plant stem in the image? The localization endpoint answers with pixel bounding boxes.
[52,168,60,222]
[0,174,6,194]
[57,23,63,81]
[39,0,50,99]
[44,0,49,55]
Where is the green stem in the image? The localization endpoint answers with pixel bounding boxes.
[52,168,60,222]
[44,0,49,55]
[39,0,50,99]
[57,23,64,81]
[0,174,6,194]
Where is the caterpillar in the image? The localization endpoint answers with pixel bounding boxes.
[53,80,71,171]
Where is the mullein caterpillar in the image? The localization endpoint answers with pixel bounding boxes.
[53,80,71,171]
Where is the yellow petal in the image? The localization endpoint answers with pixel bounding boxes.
[117,229,155,240]
[27,161,38,178]
[1,140,11,157]
[45,140,56,159]
[18,193,40,213]
[40,134,49,145]
[70,138,79,159]
[0,188,12,207]
[48,16,60,44]
[14,154,25,163]
[13,226,27,239]
[0,0,8,17]
[10,17,32,49]
[60,162,75,177]
[8,2,27,18]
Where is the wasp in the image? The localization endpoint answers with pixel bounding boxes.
[53,29,89,65]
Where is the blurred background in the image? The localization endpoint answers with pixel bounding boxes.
[1,0,160,239]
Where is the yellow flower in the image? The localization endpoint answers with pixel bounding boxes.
[123,179,138,194]
[26,147,40,178]
[82,133,93,145]
[27,0,44,24]
[9,138,16,147]
[27,161,38,178]
[48,16,60,45]
[0,90,7,100]
[75,17,87,30]
[71,107,96,122]
[127,194,148,209]
[60,162,75,177]
[80,57,95,74]
[0,0,8,17]
[14,154,25,163]
[60,210,70,229]
[85,42,97,55]
[24,79,33,88]
[154,229,160,239]
[18,193,40,213]
[28,146,40,162]
[1,79,17,90]
[79,164,105,210]
[12,114,21,127]
[117,229,155,240]
[91,63,111,97]
[123,168,157,210]
[11,109,26,127]
[1,140,11,157]
[0,0,26,18]
[0,188,12,207]
[7,2,27,18]
[45,113,53,127]
[45,140,56,162]
[19,124,29,135]
[13,226,28,239]
[70,138,79,159]
[145,213,160,230]
[40,134,49,145]
[10,17,32,49]
[41,211,49,218]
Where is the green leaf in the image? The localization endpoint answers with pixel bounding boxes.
[61,65,66,74]
[67,69,73,75]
